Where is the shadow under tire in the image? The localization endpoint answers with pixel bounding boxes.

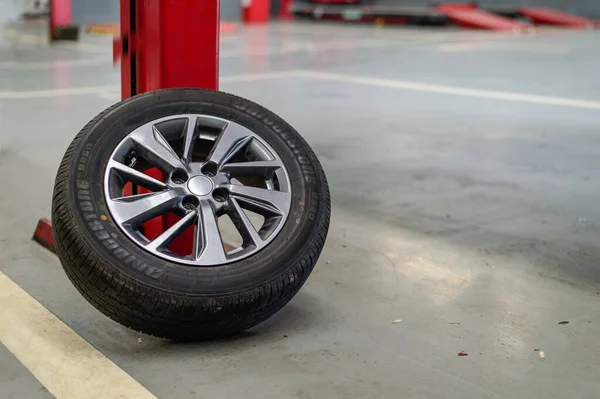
[51,88,330,341]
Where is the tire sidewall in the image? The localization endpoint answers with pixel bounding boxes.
[65,89,323,295]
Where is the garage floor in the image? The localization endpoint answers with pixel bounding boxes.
[1,16,600,399]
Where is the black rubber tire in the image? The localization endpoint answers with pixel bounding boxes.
[51,88,330,341]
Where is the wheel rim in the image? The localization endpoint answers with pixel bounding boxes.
[103,114,292,266]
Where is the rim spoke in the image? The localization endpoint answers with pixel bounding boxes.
[220,160,283,178]
[193,201,227,263]
[182,116,199,164]
[108,160,168,191]
[146,211,197,251]
[226,184,291,216]
[207,123,253,167]
[111,190,180,225]
[130,125,186,173]
[229,197,263,247]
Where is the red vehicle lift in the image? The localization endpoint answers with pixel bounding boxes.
[35,0,222,253]
[436,3,530,31]
[520,7,600,29]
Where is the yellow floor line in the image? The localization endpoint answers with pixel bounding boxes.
[0,271,157,399]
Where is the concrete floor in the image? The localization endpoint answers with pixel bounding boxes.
[1,13,600,399]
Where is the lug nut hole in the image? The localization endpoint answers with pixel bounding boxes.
[201,162,218,177]
[212,187,229,203]
[182,195,200,211]
[171,168,189,184]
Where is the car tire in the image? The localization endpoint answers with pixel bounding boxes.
[51,88,330,341]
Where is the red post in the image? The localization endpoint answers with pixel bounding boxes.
[50,0,71,27]
[113,0,221,254]
[116,0,220,100]
[49,0,78,41]
[279,0,293,20]
[243,0,271,24]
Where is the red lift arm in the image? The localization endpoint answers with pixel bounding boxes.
[520,7,600,29]
[437,3,530,31]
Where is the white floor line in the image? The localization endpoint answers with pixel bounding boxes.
[219,70,299,82]
[0,85,121,99]
[295,70,600,110]
[0,57,111,70]
[0,271,157,399]
[220,39,397,58]
[0,71,300,100]
[3,68,596,110]
[436,41,570,54]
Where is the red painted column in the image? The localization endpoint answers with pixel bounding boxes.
[279,0,294,20]
[116,0,220,99]
[49,0,72,39]
[50,0,71,25]
[242,0,270,24]
[114,0,221,254]
[138,0,220,93]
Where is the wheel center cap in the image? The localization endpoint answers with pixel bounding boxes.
[187,176,213,196]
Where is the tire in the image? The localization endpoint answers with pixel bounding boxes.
[51,88,330,341]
